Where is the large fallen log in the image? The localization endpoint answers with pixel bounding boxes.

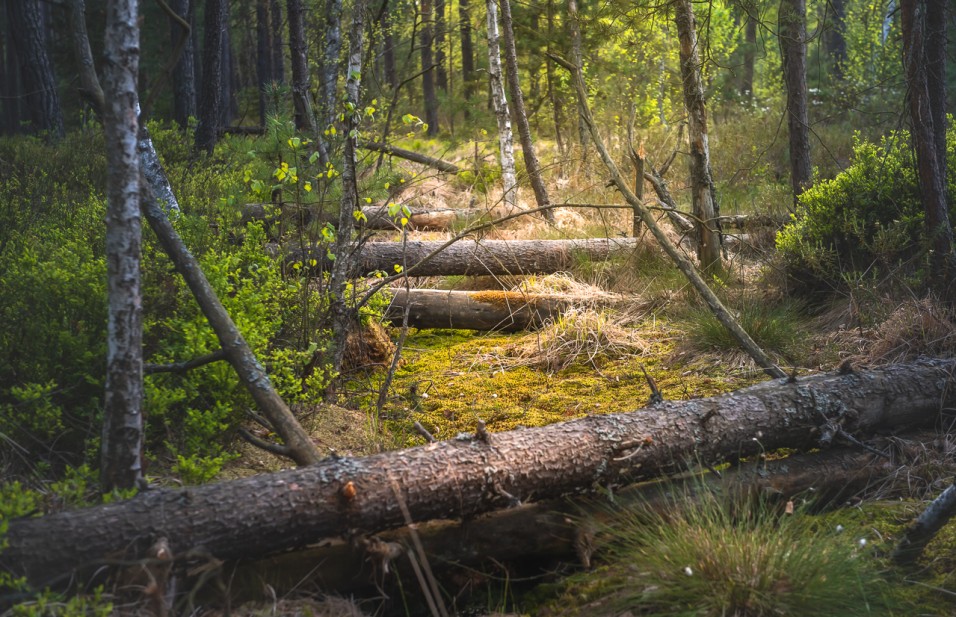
[383,288,628,331]
[4,359,954,588]
[291,237,641,278]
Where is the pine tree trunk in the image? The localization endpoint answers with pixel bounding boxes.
[101,0,144,493]
[1,12,21,135]
[435,0,448,91]
[779,0,811,200]
[567,0,587,148]
[459,0,476,101]
[546,0,564,159]
[286,0,317,134]
[6,359,953,584]
[486,0,518,211]
[740,14,756,101]
[381,1,397,89]
[925,0,946,185]
[270,0,285,84]
[500,0,554,223]
[901,0,954,295]
[674,0,722,275]
[824,0,846,80]
[195,0,226,153]
[6,0,63,139]
[256,0,273,126]
[169,0,197,128]
[420,0,441,135]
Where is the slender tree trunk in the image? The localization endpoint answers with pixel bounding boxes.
[286,0,317,134]
[381,0,397,89]
[901,0,954,295]
[328,0,367,380]
[500,0,554,223]
[101,0,143,493]
[219,23,237,127]
[256,0,273,126]
[546,0,564,159]
[487,0,518,211]
[674,0,722,275]
[318,0,343,131]
[435,0,448,91]
[195,0,226,153]
[169,0,197,128]
[824,0,846,80]
[270,0,285,84]
[925,0,946,185]
[567,0,587,148]
[740,14,757,101]
[779,0,812,200]
[459,0,476,101]
[420,0,440,135]
[6,0,63,139]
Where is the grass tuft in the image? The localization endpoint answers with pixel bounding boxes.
[683,297,808,360]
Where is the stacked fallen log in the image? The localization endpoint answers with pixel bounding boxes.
[4,359,954,588]
[290,237,641,278]
[383,288,628,331]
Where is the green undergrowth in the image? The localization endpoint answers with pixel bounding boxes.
[383,317,768,445]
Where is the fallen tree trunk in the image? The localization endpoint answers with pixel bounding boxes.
[383,288,628,331]
[359,140,461,173]
[227,431,924,600]
[291,237,641,278]
[4,359,954,587]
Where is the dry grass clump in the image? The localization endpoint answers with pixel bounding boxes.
[503,307,651,373]
[866,297,956,363]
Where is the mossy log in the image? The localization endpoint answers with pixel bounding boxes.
[4,359,955,589]
[383,288,627,331]
[291,237,641,278]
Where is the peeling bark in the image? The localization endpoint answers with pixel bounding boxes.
[5,360,954,586]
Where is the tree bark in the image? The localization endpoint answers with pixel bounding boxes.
[359,140,461,172]
[286,0,317,135]
[292,237,641,278]
[6,359,954,585]
[100,0,144,493]
[924,0,946,188]
[328,0,367,378]
[779,0,812,200]
[318,0,343,132]
[567,0,587,149]
[824,0,846,81]
[674,0,722,275]
[6,0,64,139]
[459,0,476,101]
[195,0,226,153]
[893,478,956,565]
[486,0,518,211]
[545,0,564,158]
[380,0,397,89]
[169,0,197,128]
[901,0,955,295]
[69,0,105,112]
[270,0,285,84]
[255,0,272,126]
[435,0,448,91]
[740,13,757,101]
[500,0,555,224]
[420,0,440,135]
[384,288,629,331]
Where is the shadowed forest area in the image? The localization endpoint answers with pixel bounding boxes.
[3,0,956,614]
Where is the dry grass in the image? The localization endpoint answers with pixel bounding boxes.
[867,297,956,363]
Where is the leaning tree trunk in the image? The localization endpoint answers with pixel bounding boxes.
[100,0,144,493]
[286,0,317,135]
[6,0,63,139]
[328,0,367,377]
[674,0,722,276]
[67,3,320,468]
[500,0,555,224]
[550,52,784,377]
[486,0,518,212]
[195,0,226,153]
[5,359,954,585]
[779,0,812,201]
[901,0,954,296]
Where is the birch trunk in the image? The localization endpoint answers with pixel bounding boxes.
[486,0,518,212]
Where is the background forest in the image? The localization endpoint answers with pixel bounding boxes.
[3,0,956,614]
